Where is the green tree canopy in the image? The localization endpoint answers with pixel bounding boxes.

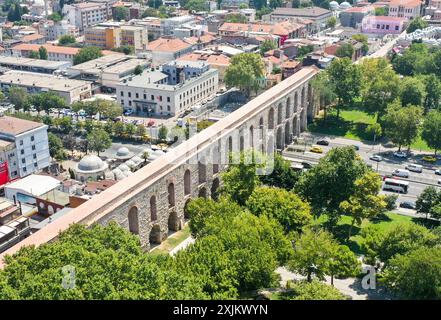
[58,35,76,46]
[38,46,48,60]
[8,86,29,111]
[260,39,276,55]
[295,146,369,221]
[383,246,441,299]
[361,222,439,267]
[406,17,428,33]
[246,186,312,233]
[285,280,347,300]
[335,43,354,59]
[383,100,423,151]
[114,6,129,21]
[73,46,103,65]
[421,110,441,154]
[225,53,265,96]
[87,128,112,156]
[400,76,426,107]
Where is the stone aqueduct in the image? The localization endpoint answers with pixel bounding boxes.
[0,67,319,262]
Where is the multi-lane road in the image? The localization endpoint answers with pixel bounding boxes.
[282,133,441,215]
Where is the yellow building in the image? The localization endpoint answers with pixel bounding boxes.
[84,25,148,52]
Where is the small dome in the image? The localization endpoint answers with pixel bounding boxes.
[340,1,352,9]
[119,164,130,172]
[125,160,136,168]
[116,147,130,157]
[78,155,105,172]
[132,156,143,164]
[330,1,339,9]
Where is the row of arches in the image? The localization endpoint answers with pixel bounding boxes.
[125,82,315,248]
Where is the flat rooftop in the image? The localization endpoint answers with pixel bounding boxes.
[0,71,90,92]
[120,68,217,91]
[4,174,61,197]
[0,56,69,70]
[68,54,147,75]
[0,115,45,136]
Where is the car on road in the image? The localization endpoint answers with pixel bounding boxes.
[309,145,323,153]
[436,169,441,175]
[406,163,423,173]
[393,169,410,178]
[352,145,360,151]
[399,201,416,210]
[123,109,133,116]
[422,155,437,163]
[438,179,441,185]
[370,155,383,162]
[393,151,408,158]
[316,139,329,146]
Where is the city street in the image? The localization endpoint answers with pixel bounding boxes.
[283,132,441,214]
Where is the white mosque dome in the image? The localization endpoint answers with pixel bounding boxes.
[340,1,352,9]
[330,1,340,10]
[119,164,130,172]
[77,155,106,172]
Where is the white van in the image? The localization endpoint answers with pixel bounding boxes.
[406,164,423,173]
[393,169,410,178]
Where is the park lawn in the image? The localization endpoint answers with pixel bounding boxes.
[309,107,434,152]
[149,224,191,256]
[314,212,422,255]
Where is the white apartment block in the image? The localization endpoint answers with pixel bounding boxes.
[39,20,80,41]
[0,116,50,180]
[115,61,218,116]
[62,2,110,32]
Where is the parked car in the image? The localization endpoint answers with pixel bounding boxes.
[400,201,416,210]
[316,139,329,146]
[435,169,441,175]
[393,151,408,158]
[352,145,360,151]
[422,155,437,163]
[393,169,410,178]
[438,179,441,185]
[124,109,133,116]
[309,145,323,153]
[370,155,383,162]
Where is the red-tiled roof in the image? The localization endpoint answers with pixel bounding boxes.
[147,37,192,52]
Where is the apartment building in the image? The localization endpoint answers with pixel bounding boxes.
[146,37,193,65]
[388,0,423,20]
[0,116,50,180]
[0,71,92,104]
[84,24,148,52]
[115,60,218,116]
[62,2,110,32]
[39,20,79,41]
[263,7,332,32]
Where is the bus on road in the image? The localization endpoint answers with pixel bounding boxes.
[383,178,409,194]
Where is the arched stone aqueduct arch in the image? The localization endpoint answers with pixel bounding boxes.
[0,67,320,261]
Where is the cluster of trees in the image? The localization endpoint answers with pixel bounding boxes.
[360,222,441,299]
[29,46,48,60]
[224,53,265,97]
[58,35,76,46]
[73,46,103,65]
[6,1,27,22]
[7,87,65,112]
[416,186,441,220]
[111,45,135,55]
[314,51,441,153]
[114,6,129,21]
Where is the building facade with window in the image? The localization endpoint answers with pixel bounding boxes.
[62,2,110,32]
[0,116,50,180]
[115,61,218,116]
[361,15,408,34]
[388,0,423,20]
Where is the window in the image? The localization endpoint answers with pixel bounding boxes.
[21,150,24,155]
[121,91,124,97]
[395,25,399,30]
[167,97,170,102]
[33,154,36,159]
[22,158,25,164]
[20,140,23,146]
[151,95,154,100]
[31,136,34,142]
[23,167,27,172]
[32,145,36,150]
[128,92,131,98]
[143,94,146,99]
[135,93,139,99]
[34,163,37,168]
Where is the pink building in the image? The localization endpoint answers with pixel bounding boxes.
[388,0,423,20]
[361,15,408,34]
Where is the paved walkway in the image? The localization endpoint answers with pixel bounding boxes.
[276,267,392,300]
[169,236,195,256]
